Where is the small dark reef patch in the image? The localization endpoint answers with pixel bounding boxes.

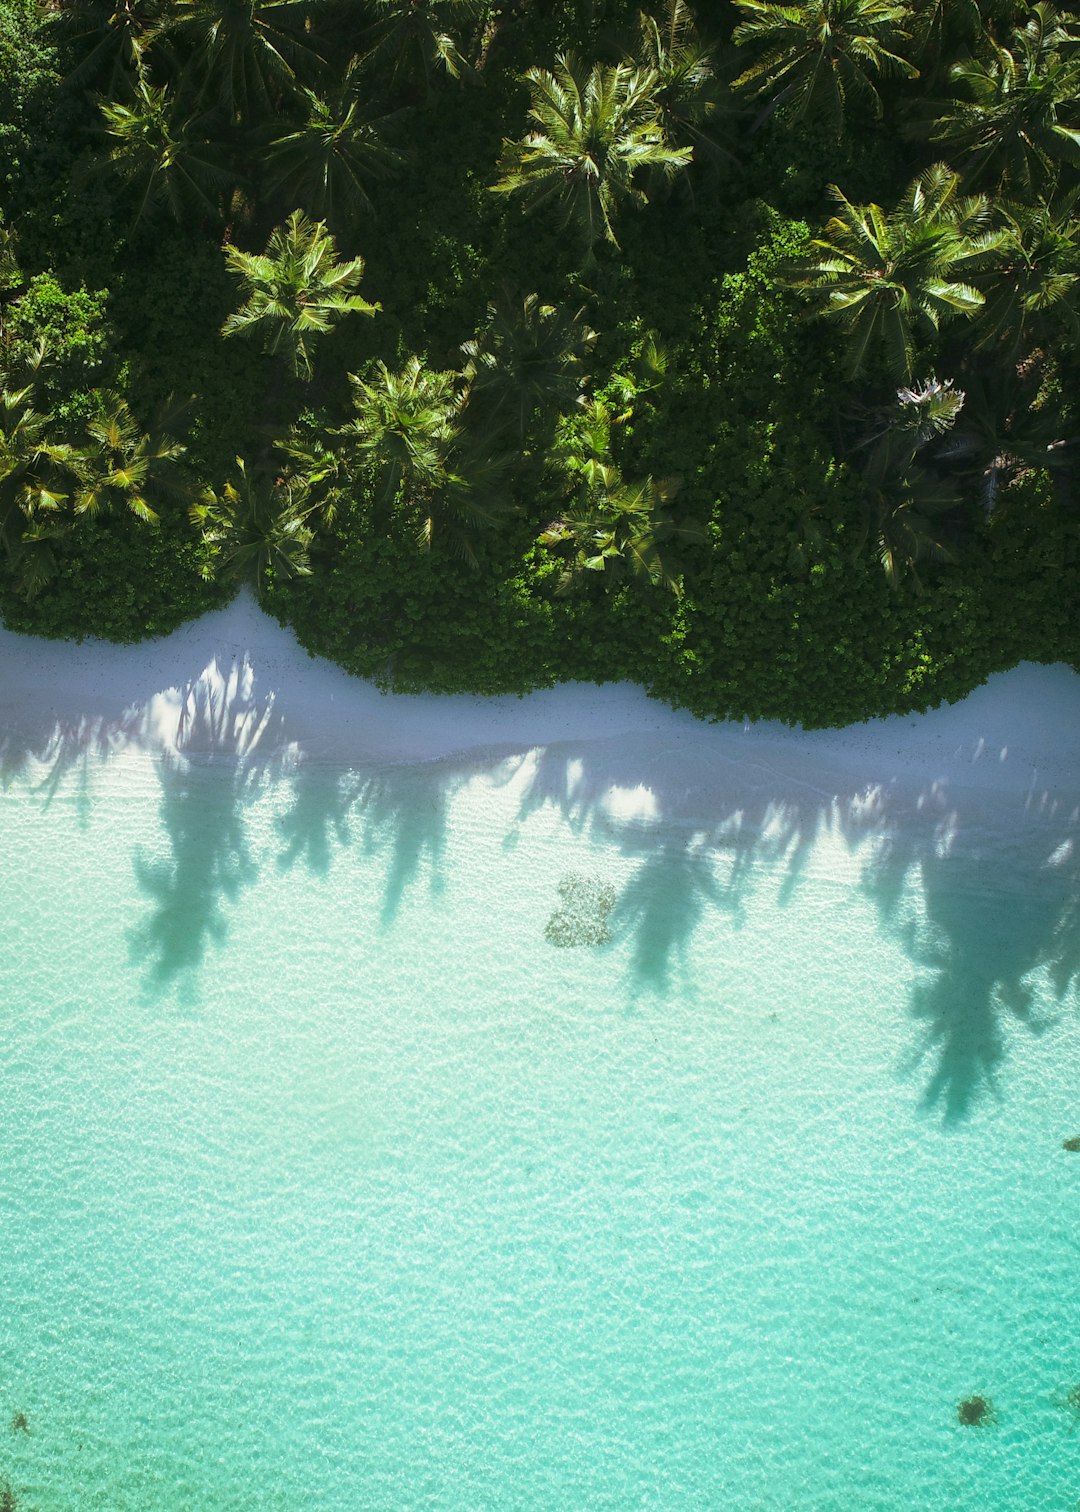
[957,1395,994,1426]
[1062,1136,1080,1152]
[9,1413,27,1434]
[545,873,616,948]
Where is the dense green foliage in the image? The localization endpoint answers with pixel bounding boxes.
[0,0,1076,725]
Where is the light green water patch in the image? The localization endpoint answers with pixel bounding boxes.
[1,746,1078,1510]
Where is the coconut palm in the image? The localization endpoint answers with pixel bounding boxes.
[341,354,510,556]
[492,53,692,256]
[975,189,1080,357]
[166,0,321,118]
[541,397,697,593]
[189,455,314,588]
[58,0,169,90]
[72,391,189,524]
[341,354,460,511]
[460,291,596,443]
[731,0,919,134]
[631,0,732,165]
[0,385,73,564]
[934,363,1076,513]
[95,80,233,229]
[904,0,984,80]
[850,426,958,588]
[261,67,404,232]
[893,373,966,445]
[930,3,1080,192]
[791,162,999,378]
[535,465,686,589]
[221,210,379,380]
[362,0,487,100]
[540,463,690,594]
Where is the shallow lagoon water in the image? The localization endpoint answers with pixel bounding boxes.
[2,730,1079,1511]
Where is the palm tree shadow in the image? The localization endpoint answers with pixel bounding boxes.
[125,656,290,998]
[353,763,461,929]
[127,754,258,994]
[508,739,824,996]
[275,762,365,877]
[859,795,1080,1122]
[611,834,744,997]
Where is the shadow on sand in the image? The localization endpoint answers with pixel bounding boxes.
[3,655,1078,1121]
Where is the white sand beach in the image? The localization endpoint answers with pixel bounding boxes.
[1,589,1078,850]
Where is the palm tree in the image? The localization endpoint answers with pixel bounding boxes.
[362,0,487,100]
[341,354,510,557]
[460,291,596,443]
[791,162,998,378]
[934,362,1076,513]
[95,80,233,229]
[540,463,690,594]
[0,383,75,594]
[221,210,379,380]
[930,3,1080,192]
[341,354,460,511]
[72,391,189,524]
[189,454,314,589]
[58,0,168,90]
[850,426,958,588]
[541,397,697,593]
[166,0,321,119]
[631,0,732,165]
[731,0,919,134]
[975,189,1080,358]
[261,66,404,233]
[492,53,692,256]
[904,0,984,81]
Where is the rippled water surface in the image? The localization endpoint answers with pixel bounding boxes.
[1,741,1078,1510]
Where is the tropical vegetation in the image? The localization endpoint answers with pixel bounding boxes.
[0,0,1075,725]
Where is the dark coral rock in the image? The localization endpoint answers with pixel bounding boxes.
[957,1395,994,1426]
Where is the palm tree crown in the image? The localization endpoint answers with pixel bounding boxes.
[262,69,404,232]
[493,53,692,254]
[190,455,315,589]
[166,0,321,118]
[930,2,1080,192]
[632,0,730,163]
[460,291,596,443]
[96,80,232,229]
[73,391,188,524]
[732,0,919,133]
[221,210,379,379]
[791,162,999,377]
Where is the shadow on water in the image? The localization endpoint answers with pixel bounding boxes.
[859,785,1079,1122]
[123,658,289,994]
[273,759,459,927]
[3,637,1079,1117]
[496,735,1080,1118]
[608,835,744,996]
[275,761,364,878]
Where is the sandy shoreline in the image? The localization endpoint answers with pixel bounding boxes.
[1,590,1078,840]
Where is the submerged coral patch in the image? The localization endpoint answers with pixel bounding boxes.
[957,1395,995,1426]
[1062,1136,1080,1152]
[544,872,616,947]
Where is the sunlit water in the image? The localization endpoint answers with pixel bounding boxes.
[2,738,1079,1511]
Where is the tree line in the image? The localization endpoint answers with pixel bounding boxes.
[0,0,1076,724]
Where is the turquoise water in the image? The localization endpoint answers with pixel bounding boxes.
[2,736,1079,1511]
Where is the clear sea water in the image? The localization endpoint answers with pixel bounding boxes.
[1,731,1079,1511]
